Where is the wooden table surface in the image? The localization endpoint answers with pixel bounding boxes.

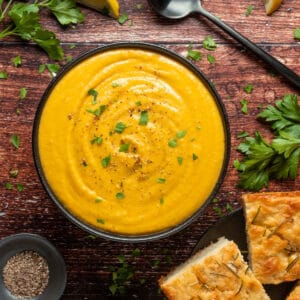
[0,0,299,299]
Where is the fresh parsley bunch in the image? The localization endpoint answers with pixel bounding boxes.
[235,94,300,191]
[0,0,84,60]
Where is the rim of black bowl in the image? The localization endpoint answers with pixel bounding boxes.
[32,42,231,243]
[0,233,66,300]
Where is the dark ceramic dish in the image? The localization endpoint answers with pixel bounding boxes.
[0,233,66,300]
[193,209,296,300]
[32,42,230,242]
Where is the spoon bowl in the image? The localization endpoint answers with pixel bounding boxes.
[148,0,300,88]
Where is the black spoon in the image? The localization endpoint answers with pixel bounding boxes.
[148,0,300,89]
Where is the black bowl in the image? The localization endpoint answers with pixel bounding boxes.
[0,233,66,300]
[32,42,230,242]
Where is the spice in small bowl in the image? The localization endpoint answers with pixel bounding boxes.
[3,250,49,299]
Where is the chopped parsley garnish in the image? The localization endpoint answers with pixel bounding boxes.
[9,169,19,178]
[202,36,217,51]
[69,43,76,49]
[240,99,248,114]
[135,101,142,106]
[157,178,166,183]
[10,134,20,149]
[16,183,24,192]
[243,84,254,94]
[112,82,120,87]
[97,218,105,224]
[101,156,111,168]
[226,203,233,213]
[12,56,22,67]
[38,64,46,74]
[19,87,27,99]
[186,45,202,61]
[114,122,126,133]
[5,183,13,190]
[118,13,129,25]
[168,139,178,148]
[177,156,183,165]
[90,135,102,145]
[95,198,102,203]
[87,105,106,117]
[88,89,98,104]
[0,71,7,79]
[116,192,125,199]
[237,131,249,138]
[139,110,148,125]
[66,55,73,62]
[46,63,60,77]
[245,4,254,17]
[132,248,141,257]
[119,143,130,152]
[192,153,198,160]
[176,130,187,139]
[160,198,164,205]
[294,28,300,40]
[207,54,216,64]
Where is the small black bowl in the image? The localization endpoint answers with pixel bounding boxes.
[0,233,66,300]
[32,42,230,243]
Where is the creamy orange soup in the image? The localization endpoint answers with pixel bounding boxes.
[38,48,226,235]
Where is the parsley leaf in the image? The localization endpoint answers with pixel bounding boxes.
[46,63,60,76]
[101,156,111,168]
[139,111,148,125]
[186,45,202,61]
[12,55,22,67]
[119,143,130,152]
[176,130,187,139]
[90,135,102,145]
[0,71,7,79]
[19,87,27,99]
[240,99,248,114]
[114,122,126,134]
[202,36,217,51]
[245,4,254,17]
[116,192,125,199]
[258,94,300,131]
[168,139,177,148]
[87,105,106,117]
[236,95,300,191]
[88,89,98,104]
[157,178,166,183]
[294,28,300,40]
[243,84,254,94]
[45,0,84,25]
[118,13,128,25]
[10,134,20,149]
[207,53,216,64]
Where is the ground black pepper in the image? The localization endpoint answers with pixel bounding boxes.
[2,250,49,299]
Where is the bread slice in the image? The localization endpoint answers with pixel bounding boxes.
[287,281,300,300]
[243,191,300,285]
[159,237,270,300]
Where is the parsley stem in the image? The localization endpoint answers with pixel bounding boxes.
[0,0,13,21]
[0,25,15,39]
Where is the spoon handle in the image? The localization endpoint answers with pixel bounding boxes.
[196,7,300,89]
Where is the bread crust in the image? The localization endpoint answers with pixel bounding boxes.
[159,238,269,300]
[243,191,300,285]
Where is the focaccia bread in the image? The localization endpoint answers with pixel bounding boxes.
[287,281,300,300]
[243,191,300,285]
[159,237,270,300]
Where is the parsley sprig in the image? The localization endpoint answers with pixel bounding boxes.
[235,94,300,191]
[0,0,84,60]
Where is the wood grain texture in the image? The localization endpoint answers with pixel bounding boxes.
[0,0,299,298]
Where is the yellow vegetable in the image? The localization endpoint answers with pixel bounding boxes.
[76,0,119,18]
[38,48,226,235]
[263,0,283,15]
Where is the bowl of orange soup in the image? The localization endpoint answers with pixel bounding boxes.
[33,43,230,242]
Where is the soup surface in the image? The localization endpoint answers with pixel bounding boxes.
[38,48,226,235]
